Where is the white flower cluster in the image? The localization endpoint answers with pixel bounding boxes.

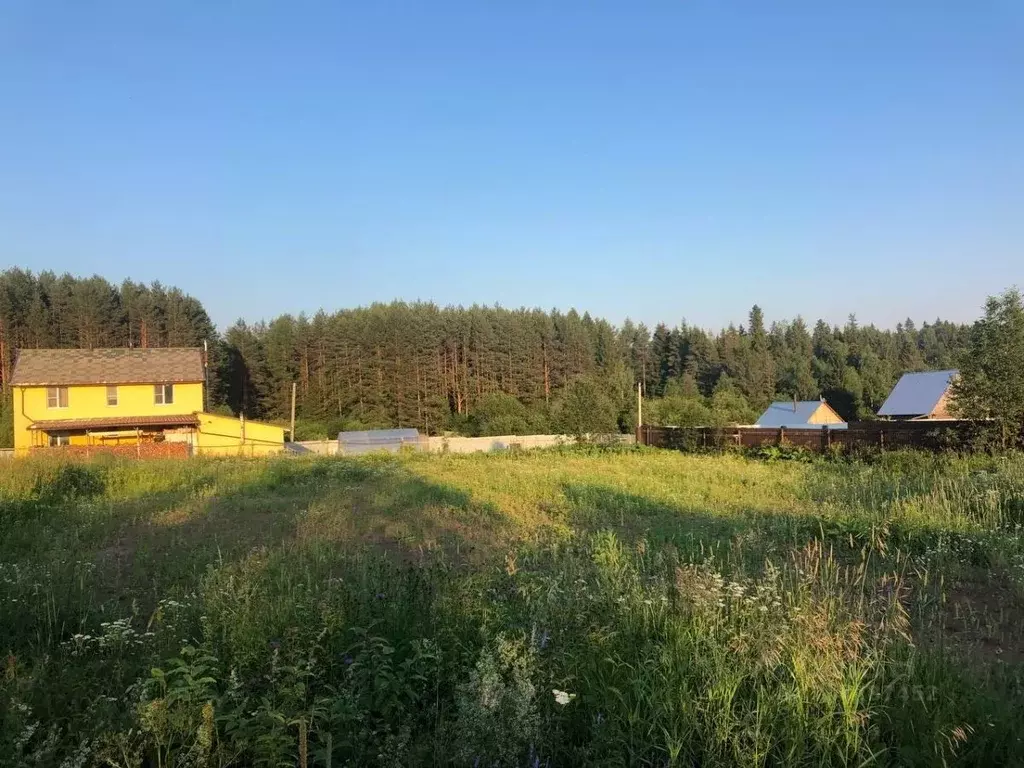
[552,689,576,706]
[65,618,155,656]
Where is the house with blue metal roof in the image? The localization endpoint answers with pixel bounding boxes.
[877,369,959,420]
[754,399,847,429]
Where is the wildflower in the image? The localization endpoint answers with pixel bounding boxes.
[538,629,550,650]
[343,654,354,666]
[376,592,386,600]
[552,689,576,706]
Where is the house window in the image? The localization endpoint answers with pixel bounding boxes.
[154,383,174,405]
[106,385,118,406]
[48,432,71,447]
[46,386,69,408]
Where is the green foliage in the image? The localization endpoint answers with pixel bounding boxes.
[450,636,540,765]
[645,377,759,428]
[708,378,759,426]
[0,390,12,449]
[953,288,1024,447]
[554,377,619,436]
[31,462,106,504]
[2,452,1024,764]
[0,268,997,437]
[292,416,373,441]
[469,392,546,436]
[647,393,712,427]
[0,269,223,407]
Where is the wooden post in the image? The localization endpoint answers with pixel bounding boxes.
[290,382,297,443]
[203,339,209,413]
[136,428,141,459]
[636,381,642,438]
[240,413,246,445]
[778,426,785,445]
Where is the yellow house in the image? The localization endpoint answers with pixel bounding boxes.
[10,347,284,457]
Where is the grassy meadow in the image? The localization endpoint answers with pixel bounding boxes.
[2,447,1024,766]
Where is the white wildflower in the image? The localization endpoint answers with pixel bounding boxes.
[552,689,576,706]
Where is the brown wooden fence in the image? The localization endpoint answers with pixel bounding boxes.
[638,421,982,453]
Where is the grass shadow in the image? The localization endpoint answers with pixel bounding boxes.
[0,456,523,662]
[561,481,1024,666]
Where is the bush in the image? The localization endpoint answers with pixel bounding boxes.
[0,391,13,449]
[469,393,546,436]
[32,462,106,504]
[553,378,619,437]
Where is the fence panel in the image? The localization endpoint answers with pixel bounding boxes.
[640,422,974,453]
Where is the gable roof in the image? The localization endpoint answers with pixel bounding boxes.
[877,369,957,418]
[11,348,204,386]
[755,400,846,428]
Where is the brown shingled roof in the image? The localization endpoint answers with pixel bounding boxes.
[11,348,204,386]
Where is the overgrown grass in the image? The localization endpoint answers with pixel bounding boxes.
[2,448,1024,766]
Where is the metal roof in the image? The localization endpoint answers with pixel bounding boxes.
[11,348,204,386]
[28,414,199,431]
[877,370,957,417]
[755,401,847,429]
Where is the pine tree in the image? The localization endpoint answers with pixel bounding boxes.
[952,289,1024,446]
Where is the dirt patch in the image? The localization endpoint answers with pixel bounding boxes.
[938,575,1024,664]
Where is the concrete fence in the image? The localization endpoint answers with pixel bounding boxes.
[286,434,634,457]
[286,440,340,456]
[426,434,634,454]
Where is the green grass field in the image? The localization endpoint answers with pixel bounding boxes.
[3,448,1024,766]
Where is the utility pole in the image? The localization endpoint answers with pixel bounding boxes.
[637,381,643,444]
[290,382,297,443]
[203,339,209,412]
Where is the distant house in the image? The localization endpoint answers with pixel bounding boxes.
[754,399,847,429]
[877,369,958,421]
[10,347,285,456]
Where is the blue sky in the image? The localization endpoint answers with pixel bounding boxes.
[2,1,1021,331]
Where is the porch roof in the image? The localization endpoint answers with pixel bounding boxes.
[28,414,199,431]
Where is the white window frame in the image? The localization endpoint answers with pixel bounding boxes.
[154,383,174,405]
[48,432,71,447]
[46,386,69,409]
[106,385,118,407]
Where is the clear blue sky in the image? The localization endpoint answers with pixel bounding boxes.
[2,1,1021,331]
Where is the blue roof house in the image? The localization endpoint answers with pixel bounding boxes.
[877,370,959,420]
[754,399,847,429]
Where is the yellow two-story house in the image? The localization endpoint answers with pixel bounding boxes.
[11,347,284,457]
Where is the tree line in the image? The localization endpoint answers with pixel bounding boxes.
[2,267,990,445]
